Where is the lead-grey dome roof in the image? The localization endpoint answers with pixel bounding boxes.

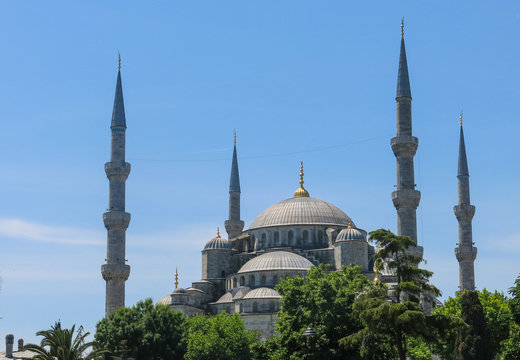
[336,227,366,242]
[204,236,231,250]
[243,287,282,299]
[248,197,353,230]
[238,251,313,274]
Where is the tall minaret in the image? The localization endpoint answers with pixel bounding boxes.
[101,55,131,317]
[454,114,477,291]
[391,20,422,255]
[224,133,244,239]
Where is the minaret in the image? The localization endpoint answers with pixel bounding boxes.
[391,20,422,256]
[101,54,131,317]
[454,114,477,291]
[224,133,244,239]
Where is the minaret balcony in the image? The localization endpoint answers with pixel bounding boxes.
[103,211,131,230]
[455,246,477,262]
[391,136,418,157]
[105,162,131,179]
[392,189,421,209]
[454,204,475,221]
[101,263,130,281]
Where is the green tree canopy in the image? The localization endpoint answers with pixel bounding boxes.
[432,289,512,359]
[22,321,106,360]
[184,312,256,360]
[454,291,493,360]
[340,229,453,360]
[272,264,372,359]
[94,299,186,360]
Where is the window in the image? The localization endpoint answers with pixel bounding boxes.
[261,275,266,285]
[250,275,256,286]
[273,275,279,285]
[288,230,294,245]
[240,276,245,286]
[274,232,280,247]
[303,230,309,244]
[253,302,259,312]
[233,278,237,288]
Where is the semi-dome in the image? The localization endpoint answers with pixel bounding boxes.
[243,287,282,299]
[248,197,353,230]
[238,251,313,274]
[336,224,366,242]
[216,292,233,303]
[204,229,231,250]
[156,294,172,305]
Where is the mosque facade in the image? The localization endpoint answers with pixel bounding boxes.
[102,24,477,338]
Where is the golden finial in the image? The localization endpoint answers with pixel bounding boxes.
[118,52,121,71]
[459,111,463,127]
[373,267,380,283]
[234,131,237,145]
[294,161,310,198]
[347,220,353,229]
[401,18,404,38]
[216,227,221,238]
[174,267,179,289]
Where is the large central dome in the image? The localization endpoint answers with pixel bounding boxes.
[248,197,353,230]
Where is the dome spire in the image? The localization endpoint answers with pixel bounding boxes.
[174,267,179,289]
[216,227,221,238]
[294,161,310,198]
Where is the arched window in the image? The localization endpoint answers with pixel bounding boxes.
[269,302,275,312]
[250,275,256,286]
[249,237,255,252]
[273,275,279,285]
[239,303,244,313]
[233,278,237,288]
[261,275,266,285]
[225,306,230,314]
[261,233,267,248]
[240,276,245,286]
[274,232,280,247]
[318,230,324,244]
[253,302,259,313]
[303,230,309,244]
[288,230,294,245]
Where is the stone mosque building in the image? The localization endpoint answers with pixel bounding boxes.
[101,23,478,339]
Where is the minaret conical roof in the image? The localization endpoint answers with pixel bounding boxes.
[111,69,127,128]
[229,137,241,192]
[458,125,469,177]
[396,37,412,98]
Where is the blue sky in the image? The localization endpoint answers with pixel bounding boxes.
[1,0,519,348]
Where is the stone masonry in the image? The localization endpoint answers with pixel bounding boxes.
[391,30,423,258]
[454,123,477,291]
[101,63,131,317]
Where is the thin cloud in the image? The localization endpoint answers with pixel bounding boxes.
[0,218,104,246]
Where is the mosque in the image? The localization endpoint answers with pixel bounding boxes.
[101,23,478,339]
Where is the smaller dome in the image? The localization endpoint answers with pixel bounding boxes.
[238,251,313,274]
[243,287,282,299]
[336,224,366,242]
[204,229,231,250]
[173,287,186,294]
[156,294,172,306]
[216,292,233,304]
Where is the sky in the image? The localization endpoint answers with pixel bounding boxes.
[1,0,519,349]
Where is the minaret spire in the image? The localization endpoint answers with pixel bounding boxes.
[391,20,422,255]
[101,55,131,317]
[454,115,477,291]
[225,132,244,239]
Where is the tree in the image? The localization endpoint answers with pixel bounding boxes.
[503,274,520,360]
[454,291,493,360]
[340,229,452,360]
[432,289,512,359]
[272,264,372,359]
[184,312,256,360]
[22,321,106,360]
[94,299,186,360]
